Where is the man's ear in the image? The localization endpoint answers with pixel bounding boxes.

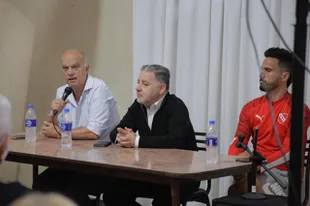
[85,65,90,72]
[282,72,290,82]
[159,83,167,95]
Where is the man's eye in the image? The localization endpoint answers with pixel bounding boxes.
[72,64,80,69]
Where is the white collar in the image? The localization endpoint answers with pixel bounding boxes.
[148,94,166,111]
[83,74,94,91]
[66,74,94,106]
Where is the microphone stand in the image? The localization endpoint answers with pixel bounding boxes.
[236,130,287,199]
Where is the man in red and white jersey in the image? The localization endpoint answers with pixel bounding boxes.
[228,47,310,196]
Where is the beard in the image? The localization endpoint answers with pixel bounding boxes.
[136,97,143,104]
[259,80,279,92]
[259,81,268,92]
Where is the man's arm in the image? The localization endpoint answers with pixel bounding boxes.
[138,101,192,149]
[265,105,310,170]
[71,127,98,140]
[44,85,118,140]
[62,85,117,140]
[82,85,118,140]
[42,123,98,140]
[48,88,64,124]
[228,103,253,156]
[110,102,137,143]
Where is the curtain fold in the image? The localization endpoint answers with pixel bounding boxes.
[133,0,309,204]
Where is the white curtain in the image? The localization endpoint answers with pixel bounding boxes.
[133,0,310,205]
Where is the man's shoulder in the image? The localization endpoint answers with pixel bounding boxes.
[304,103,310,112]
[243,95,266,109]
[91,75,107,85]
[164,94,188,111]
[304,104,310,123]
[90,75,109,89]
[167,94,185,103]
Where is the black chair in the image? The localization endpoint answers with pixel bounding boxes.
[182,132,211,206]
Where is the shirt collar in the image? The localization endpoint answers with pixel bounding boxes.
[66,74,94,107]
[149,93,166,111]
[84,74,94,91]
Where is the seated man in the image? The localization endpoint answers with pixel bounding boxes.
[33,50,120,205]
[0,94,29,205]
[228,47,310,196]
[103,64,199,206]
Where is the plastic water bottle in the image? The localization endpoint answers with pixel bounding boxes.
[61,108,72,147]
[206,120,219,164]
[25,104,36,142]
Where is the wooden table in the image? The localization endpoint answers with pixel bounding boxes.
[7,134,251,206]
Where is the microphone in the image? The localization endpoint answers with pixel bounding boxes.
[236,134,287,190]
[53,87,73,116]
[253,127,259,155]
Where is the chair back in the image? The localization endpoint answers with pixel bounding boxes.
[195,132,206,151]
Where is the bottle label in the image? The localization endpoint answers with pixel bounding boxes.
[25,119,36,127]
[206,136,218,146]
[61,123,72,132]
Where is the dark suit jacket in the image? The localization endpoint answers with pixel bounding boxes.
[110,93,197,151]
[0,181,29,205]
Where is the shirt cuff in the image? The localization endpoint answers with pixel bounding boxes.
[135,135,140,148]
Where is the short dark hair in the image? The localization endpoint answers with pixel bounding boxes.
[264,47,293,88]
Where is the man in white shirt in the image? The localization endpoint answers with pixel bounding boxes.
[41,50,119,140]
[33,50,120,206]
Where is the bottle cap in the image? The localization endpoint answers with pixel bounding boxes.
[209,120,215,125]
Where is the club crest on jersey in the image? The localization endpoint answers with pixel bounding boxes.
[278,113,288,124]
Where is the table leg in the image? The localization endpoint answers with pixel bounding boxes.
[171,179,180,206]
[247,172,251,192]
[33,165,38,183]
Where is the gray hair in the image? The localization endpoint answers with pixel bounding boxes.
[80,52,88,66]
[10,192,78,206]
[0,94,11,146]
[141,64,170,90]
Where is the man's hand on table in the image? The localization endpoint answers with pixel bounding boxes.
[41,121,60,138]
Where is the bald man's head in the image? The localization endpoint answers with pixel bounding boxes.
[61,50,88,66]
[61,50,89,90]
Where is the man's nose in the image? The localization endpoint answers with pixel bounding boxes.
[136,83,141,91]
[67,68,75,75]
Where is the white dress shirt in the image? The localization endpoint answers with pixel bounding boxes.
[57,75,120,141]
[135,94,165,147]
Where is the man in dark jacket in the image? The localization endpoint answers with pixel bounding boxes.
[104,64,199,206]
